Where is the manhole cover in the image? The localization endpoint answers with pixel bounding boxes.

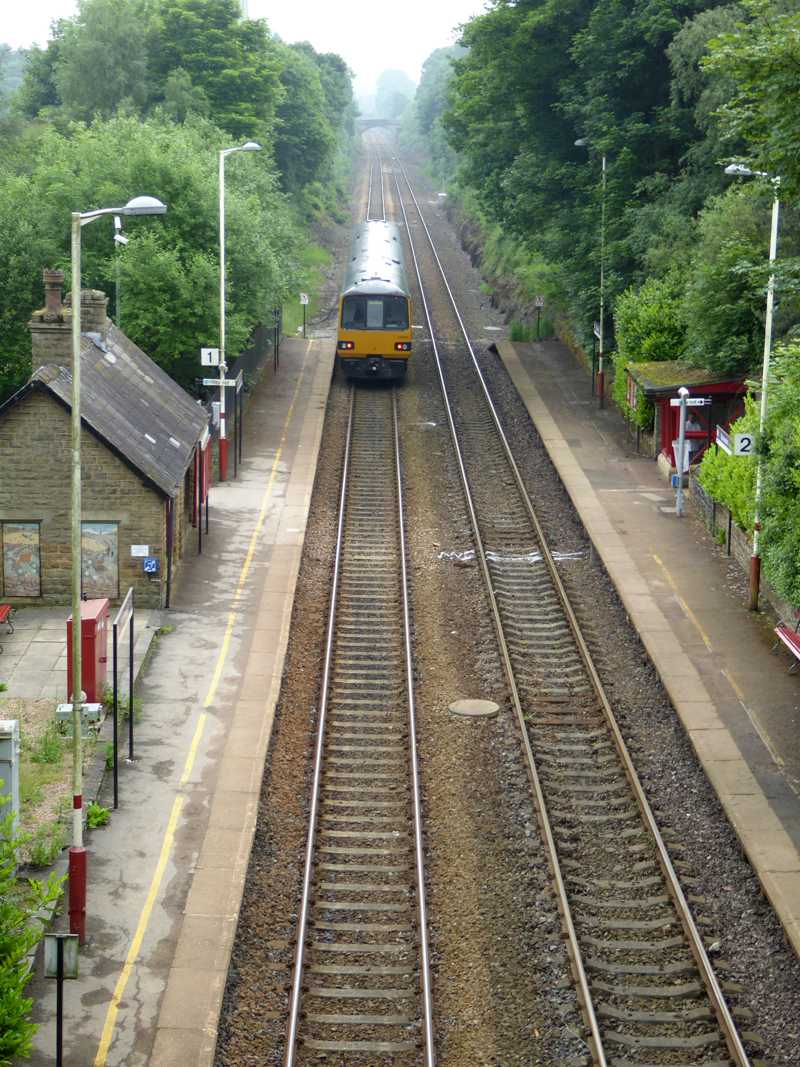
[448,699,500,718]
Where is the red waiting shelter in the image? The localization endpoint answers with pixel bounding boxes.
[625,361,746,473]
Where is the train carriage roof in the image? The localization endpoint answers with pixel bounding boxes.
[341,220,410,299]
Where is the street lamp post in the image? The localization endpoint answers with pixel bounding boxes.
[725,164,781,611]
[69,195,167,942]
[576,140,607,408]
[113,216,129,328]
[219,141,261,481]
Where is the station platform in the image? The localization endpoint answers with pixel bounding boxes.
[13,336,334,1067]
[497,338,800,960]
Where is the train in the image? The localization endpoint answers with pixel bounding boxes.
[337,220,412,380]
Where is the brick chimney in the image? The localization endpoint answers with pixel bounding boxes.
[28,270,109,374]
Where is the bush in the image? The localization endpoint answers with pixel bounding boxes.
[0,804,66,1062]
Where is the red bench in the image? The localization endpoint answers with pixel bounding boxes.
[0,605,12,655]
[773,612,800,674]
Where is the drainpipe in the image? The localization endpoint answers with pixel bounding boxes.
[165,495,175,609]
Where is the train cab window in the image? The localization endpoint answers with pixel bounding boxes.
[342,297,365,327]
[384,297,409,329]
[342,295,409,330]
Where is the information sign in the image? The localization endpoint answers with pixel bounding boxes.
[143,557,159,574]
[534,295,544,307]
[201,377,237,387]
[715,426,732,455]
[670,397,711,407]
[300,293,309,305]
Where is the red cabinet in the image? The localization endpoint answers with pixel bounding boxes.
[67,599,110,703]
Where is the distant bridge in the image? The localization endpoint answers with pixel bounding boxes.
[356,118,402,135]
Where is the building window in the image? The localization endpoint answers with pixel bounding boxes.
[2,522,42,597]
[82,522,119,599]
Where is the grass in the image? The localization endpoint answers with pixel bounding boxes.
[282,240,332,338]
[508,316,556,342]
[3,697,93,868]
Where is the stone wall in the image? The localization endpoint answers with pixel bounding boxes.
[0,390,170,608]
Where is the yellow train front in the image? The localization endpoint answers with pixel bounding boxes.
[338,220,412,380]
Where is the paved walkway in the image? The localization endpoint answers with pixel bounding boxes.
[498,338,800,957]
[0,606,152,701]
[10,337,333,1067]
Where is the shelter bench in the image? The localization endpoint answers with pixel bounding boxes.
[773,612,800,674]
[0,605,13,655]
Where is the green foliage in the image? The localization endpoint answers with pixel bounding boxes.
[373,70,416,120]
[273,43,336,193]
[53,0,149,121]
[682,185,772,374]
[25,821,69,869]
[704,0,800,200]
[0,113,300,402]
[28,725,63,766]
[0,804,66,1062]
[146,0,283,145]
[697,396,757,529]
[87,802,110,827]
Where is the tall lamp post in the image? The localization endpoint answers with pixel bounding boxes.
[69,195,167,941]
[576,140,607,408]
[219,141,261,480]
[724,164,781,611]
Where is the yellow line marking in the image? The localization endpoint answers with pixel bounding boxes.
[204,341,312,706]
[94,341,314,1063]
[653,555,784,765]
[653,555,714,651]
[94,714,206,1066]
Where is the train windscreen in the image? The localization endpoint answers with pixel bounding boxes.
[342,296,409,330]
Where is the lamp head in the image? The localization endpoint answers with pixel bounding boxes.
[240,141,262,152]
[725,163,752,176]
[575,138,588,147]
[678,386,689,398]
[121,196,167,216]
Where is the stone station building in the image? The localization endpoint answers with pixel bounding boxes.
[0,270,208,608]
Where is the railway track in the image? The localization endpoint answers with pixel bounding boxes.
[282,386,434,1066]
[378,145,755,1067]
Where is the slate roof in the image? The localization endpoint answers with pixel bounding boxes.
[1,325,208,499]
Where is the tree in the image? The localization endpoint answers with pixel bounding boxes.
[147,0,284,145]
[0,114,299,404]
[373,70,416,120]
[162,67,210,123]
[273,43,336,192]
[15,28,66,119]
[682,185,773,374]
[704,0,800,198]
[53,0,149,121]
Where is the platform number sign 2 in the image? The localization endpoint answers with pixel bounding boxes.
[734,433,754,456]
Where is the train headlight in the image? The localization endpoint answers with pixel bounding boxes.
[394,342,411,352]
[338,341,355,351]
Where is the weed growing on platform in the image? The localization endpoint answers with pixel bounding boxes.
[87,802,110,828]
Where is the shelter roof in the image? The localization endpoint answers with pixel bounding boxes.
[625,360,746,398]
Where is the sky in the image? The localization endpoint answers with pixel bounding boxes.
[2,0,491,89]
